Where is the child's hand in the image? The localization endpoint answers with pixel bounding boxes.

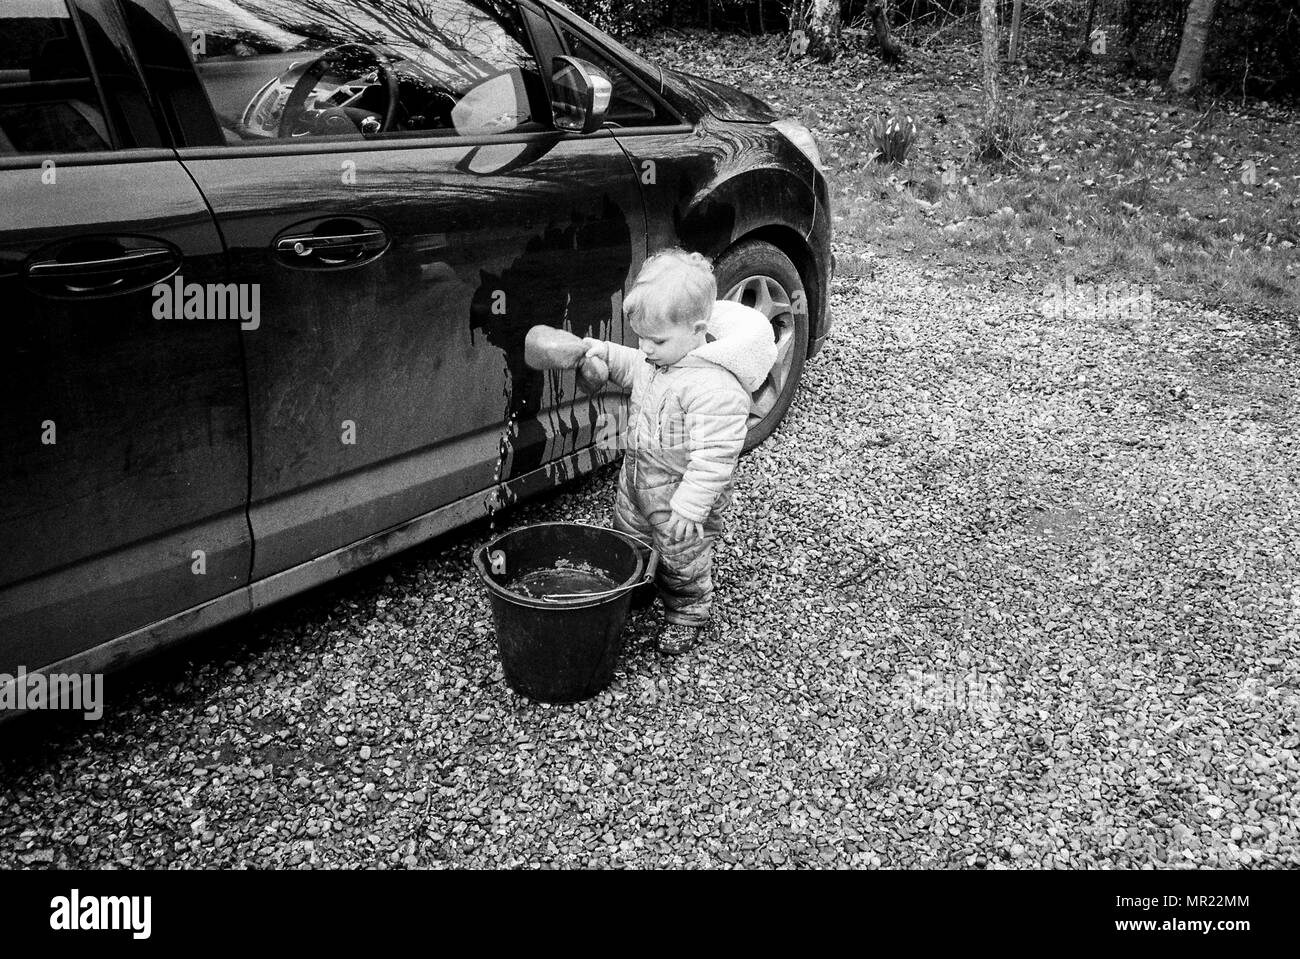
[581,337,608,363]
[578,355,609,393]
[665,511,704,543]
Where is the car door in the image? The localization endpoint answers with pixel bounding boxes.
[0,0,251,675]
[150,0,646,581]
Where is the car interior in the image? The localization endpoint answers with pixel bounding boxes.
[176,0,552,143]
[200,44,550,142]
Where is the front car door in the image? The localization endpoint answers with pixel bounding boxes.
[0,0,251,674]
[149,0,646,586]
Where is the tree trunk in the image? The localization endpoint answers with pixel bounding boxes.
[980,0,1000,131]
[1008,0,1024,62]
[1169,0,1219,93]
[867,1,904,61]
[1079,0,1098,60]
[795,0,841,63]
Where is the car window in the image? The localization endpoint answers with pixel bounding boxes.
[0,0,112,154]
[167,0,547,144]
[556,26,663,127]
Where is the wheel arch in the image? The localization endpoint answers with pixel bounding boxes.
[720,224,824,357]
[673,165,827,357]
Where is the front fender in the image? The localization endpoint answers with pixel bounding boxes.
[677,166,815,258]
[680,164,831,350]
[613,118,830,346]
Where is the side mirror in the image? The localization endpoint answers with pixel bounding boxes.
[550,56,612,134]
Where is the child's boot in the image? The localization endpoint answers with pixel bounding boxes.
[657,622,704,656]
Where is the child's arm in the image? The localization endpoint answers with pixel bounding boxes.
[582,338,644,391]
[668,385,750,524]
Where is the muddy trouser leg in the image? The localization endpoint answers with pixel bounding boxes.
[616,476,732,627]
[613,469,657,612]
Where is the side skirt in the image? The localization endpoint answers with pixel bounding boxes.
[1,445,616,722]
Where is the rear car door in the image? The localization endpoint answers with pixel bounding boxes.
[151,0,646,583]
[0,0,251,674]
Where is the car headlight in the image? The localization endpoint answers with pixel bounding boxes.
[771,119,823,172]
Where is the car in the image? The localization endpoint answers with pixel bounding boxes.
[0,0,832,694]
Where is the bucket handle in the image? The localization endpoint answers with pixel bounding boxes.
[541,541,659,602]
[640,545,659,584]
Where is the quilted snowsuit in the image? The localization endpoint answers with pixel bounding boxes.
[602,300,777,625]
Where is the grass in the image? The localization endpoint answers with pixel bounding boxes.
[832,164,1298,313]
[824,88,1300,314]
[636,26,1300,319]
[830,87,1300,316]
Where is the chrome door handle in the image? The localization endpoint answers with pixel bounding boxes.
[271,217,390,270]
[274,230,387,257]
[27,247,175,279]
[25,242,180,298]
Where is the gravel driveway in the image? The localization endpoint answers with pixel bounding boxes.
[3,255,1297,869]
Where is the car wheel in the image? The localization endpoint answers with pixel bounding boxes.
[714,240,809,452]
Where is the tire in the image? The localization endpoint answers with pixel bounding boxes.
[713,240,810,452]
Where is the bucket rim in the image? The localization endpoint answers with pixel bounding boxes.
[473,521,653,609]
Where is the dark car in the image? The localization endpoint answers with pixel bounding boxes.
[0,0,832,690]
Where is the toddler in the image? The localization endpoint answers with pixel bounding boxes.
[582,249,776,654]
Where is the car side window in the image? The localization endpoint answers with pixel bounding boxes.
[167,0,547,144]
[0,0,112,154]
[556,27,665,127]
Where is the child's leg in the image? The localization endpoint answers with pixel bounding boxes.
[650,486,732,627]
[654,533,715,625]
[613,476,659,610]
[612,471,654,542]
[616,481,712,623]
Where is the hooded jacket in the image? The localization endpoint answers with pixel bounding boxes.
[604,300,778,523]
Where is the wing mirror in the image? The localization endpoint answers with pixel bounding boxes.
[550,56,612,134]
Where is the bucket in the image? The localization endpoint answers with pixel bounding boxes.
[472,522,658,703]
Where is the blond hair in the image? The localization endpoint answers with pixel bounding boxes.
[624,248,716,330]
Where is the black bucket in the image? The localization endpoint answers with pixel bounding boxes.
[472,523,657,703]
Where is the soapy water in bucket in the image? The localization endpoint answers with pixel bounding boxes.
[507,558,619,602]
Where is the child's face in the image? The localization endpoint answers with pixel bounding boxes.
[630,312,706,367]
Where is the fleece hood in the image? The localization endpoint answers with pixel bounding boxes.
[678,299,778,393]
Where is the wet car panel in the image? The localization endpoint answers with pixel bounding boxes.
[0,1,251,676]
[181,138,644,578]
[159,0,647,578]
[658,68,779,124]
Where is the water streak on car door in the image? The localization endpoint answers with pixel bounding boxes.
[181,133,645,579]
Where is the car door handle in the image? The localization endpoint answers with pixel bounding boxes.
[275,230,387,258]
[271,217,390,271]
[24,242,181,298]
[28,247,175,279]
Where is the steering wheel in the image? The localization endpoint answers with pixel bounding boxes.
[277,43,399,138]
